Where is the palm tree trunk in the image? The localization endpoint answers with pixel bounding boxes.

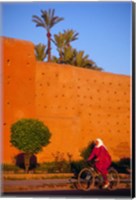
[47,31,51,62]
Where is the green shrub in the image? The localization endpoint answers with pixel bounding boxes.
[80,141,95,160]
[2,164,20,172]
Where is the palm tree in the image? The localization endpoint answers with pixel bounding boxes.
[34,43,47,61]
[63,29,79,47]
[52,29,78,62]
[32,9,64,62]
[53,32,66,62]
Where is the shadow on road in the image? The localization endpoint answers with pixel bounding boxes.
[3,188,131,198]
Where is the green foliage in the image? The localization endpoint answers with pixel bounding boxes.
[35,43,47,61]
[64,29,79,45]
[80,141,95,160]
[32,9,64,61]
[32,9,64,32]
[32,9,103,70]
[112,157,131,173]
[70,160,88,176]
[2,164,20,172]
[10,119,51,154]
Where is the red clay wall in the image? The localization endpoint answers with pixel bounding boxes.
[35,62,131,162]
[2,37,36,163]
[2,37,131,163]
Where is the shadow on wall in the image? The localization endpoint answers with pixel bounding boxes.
[15,153,37,170]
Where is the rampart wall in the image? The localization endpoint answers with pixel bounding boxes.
[2,37,131,163]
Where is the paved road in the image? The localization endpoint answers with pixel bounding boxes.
[3,188,131,198]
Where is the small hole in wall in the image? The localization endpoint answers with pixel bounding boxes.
[28,53,32,58]
[56,73,59,77]
[7,59,10,64]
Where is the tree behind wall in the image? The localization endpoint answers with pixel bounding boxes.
[32,9,64,62]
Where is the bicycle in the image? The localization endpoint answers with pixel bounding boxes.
[77,163,120,191]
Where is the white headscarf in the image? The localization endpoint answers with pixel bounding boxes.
[95,138,107,149]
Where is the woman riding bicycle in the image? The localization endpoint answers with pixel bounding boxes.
[87,138,112,189]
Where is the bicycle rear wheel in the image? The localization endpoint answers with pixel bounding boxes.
[78,168,94,191]
[108,167,120,190]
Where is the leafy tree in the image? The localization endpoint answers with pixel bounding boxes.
[35,43,47,61]
[10,119,51,173]
[32,9,64,62]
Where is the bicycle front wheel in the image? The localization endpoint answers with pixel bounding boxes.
[78,168,94,191]
[108,167,120,190]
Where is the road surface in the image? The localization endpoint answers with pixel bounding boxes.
[2,188,131,198]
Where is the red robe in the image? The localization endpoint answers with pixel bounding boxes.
[87,146,112,180]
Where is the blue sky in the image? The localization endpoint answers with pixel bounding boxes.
[1,2,132,75]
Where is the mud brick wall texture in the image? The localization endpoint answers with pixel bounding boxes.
[2,37,131,163]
